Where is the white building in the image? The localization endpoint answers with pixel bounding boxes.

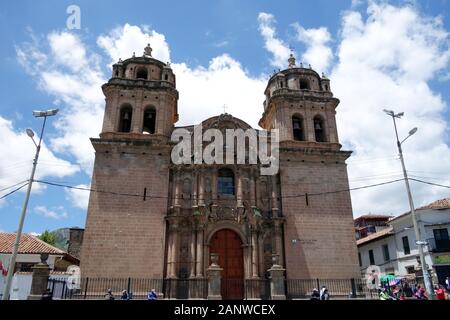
[357,198,450,286]
[0,232,79,299]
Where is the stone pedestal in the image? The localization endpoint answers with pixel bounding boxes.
[28,253,51,300]
[207,253,223,300]
[268,254,286,300]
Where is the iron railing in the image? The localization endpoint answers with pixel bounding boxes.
[426,238,450,252]
[285,278,371,299]
[48,277,208,300]
[48,277,389,300]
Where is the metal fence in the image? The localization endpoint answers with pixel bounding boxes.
[48,277,395,300]
[48,277,207,300]
[286,278,371,299]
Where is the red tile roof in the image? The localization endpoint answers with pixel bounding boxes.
[0,232,64,255]
[417,198,450,210]
[390,198,450,222]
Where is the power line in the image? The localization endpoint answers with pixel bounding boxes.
[0,182,29,200]
[410,178,450,189]
[0,180,29,192]
[34,178,406,201]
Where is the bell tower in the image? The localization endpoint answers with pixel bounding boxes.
[80,44,178,278]
[259,55,360,279]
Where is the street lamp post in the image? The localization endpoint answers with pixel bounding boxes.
[383,109,434,299]
[2,109,58,300]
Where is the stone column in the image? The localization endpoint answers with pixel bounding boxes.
[198,168,205,206]
[271,175,279,215]
[173,169,181,207]
[207,253,223,300]
[273,219,284,267]
[258,233,265,277]
[211,167,218,204]
[167,221,178,278]
[236,169,243,208]
[249,170,256,206]
[28,253,51,300]
[196,228,204,277]
[251,231,259,278]
[166,231,174,277]
[190,230,197,278]
[192,169,198,207]
[255,176,261,208]
[268,254,286,300]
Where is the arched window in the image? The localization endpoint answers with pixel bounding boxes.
[313,116,326,142]
[292,115,304,141]
[136,67,148,80]
[164,74,169,81]
[142,107,156,134]
[299,78,310,90]
[118,105,132,132]
[218,168,235,195]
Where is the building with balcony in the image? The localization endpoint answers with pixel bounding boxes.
[354,214,392,240]
[357,198,450,286]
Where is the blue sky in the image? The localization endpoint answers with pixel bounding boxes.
[0,0,450,234]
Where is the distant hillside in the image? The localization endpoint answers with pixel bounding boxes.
[49,228,71,251]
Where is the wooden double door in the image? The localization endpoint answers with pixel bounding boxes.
[209,229,244,299]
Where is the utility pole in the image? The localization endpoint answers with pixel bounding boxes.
[383,109,434,299]
[2,109,58,300]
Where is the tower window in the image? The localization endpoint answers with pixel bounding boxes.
[164,74,169,81]
[313,116,326,142]
[299,79,310,90]
[143,107,156,134]
[119,106,132,133]
[292,116,304,141]
[218,168,235,195]
[136,67,148,80]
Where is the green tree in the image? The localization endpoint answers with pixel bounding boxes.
[38,230,56,246]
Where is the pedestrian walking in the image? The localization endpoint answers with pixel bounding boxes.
[120,290,130,300]
[105,288,115,300]
[319,286,330,300]
[435,285,446,300]
[147,288,158,300]
[310,288,320,300]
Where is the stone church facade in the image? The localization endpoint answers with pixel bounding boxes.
[80,45,359,297]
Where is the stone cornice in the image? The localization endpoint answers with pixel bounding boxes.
[102,78,178,98]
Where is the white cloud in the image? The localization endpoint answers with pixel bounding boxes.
[172,56,266,127]
[16,31,106,173]
[34,205,68,220]
[97,23,171,65]
[65,184,90,210]
[331,2,450,215]
[257,12,291,69]
[0,116,79,199]
[98,25,266,128]
[292,23,333,74]
[13,3,450,219]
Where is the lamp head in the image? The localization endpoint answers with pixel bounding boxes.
[383,109,394,116]
[32,108,59,118]
[26,128,35,138]
[409,127,418,136]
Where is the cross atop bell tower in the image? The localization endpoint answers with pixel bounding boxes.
[259,55,339,147]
